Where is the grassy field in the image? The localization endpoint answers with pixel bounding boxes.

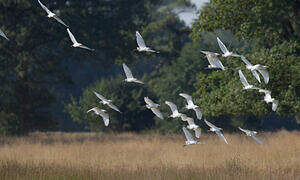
[0,130,299,179]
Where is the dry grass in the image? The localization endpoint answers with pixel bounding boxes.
[0,130,299,179]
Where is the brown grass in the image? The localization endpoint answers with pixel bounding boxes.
[0,130,299,179]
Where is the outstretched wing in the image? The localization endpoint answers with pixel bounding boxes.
[136,31,146,48]
[257,69,269,84]
[122,63,134,79]
[216,131,228,144]
[53,16,69,27]
[78,45,95,51]
[212,56,225,70]
[87,107,99,114]
[182,127,194,141]
[204,119,217,129]
[93,91,106,101]
[151,108,164,120]
[100,113,109,126]
[238,127,249,134]
[252,136,265,145]
[186,117,195,126]
[251,70,261,83]
[217,37,229,54]
[193,107,202,120]
[240,56,252,66]
[67,28,78,44]
[38,0,52,14]
[194,128,201,138]
[144,97,155,106]
[238,70,250,87]
[108,103,122,113]
[0,29,9,40]
[179,93,193,104]
[165,101,178,113]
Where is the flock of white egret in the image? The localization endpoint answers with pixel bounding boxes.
[0,1,277,146]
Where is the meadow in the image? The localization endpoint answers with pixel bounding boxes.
[0,130,299,180]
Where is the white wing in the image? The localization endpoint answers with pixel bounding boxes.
[212,56,225,70]
[144,97,155,106]
[186,117,195,126]
[216,131,228,144]
[78,44,95,51]
[217,37,229,54]
[193,107,202,120]
[0,29,9,40]
[251,70,261,83]
[204,119,218,129]
[87,107,100,114]
[240,56,252,66]
[100,113,109,126]
[133,79,144,84]
[257,69,269,84]
[165,101,178,113]
[201,51,219,56]
[108,103,122,113]
[38,0,52,15]
[182,127,194,141]
[238,127,250,134]
[179,93,193,105]
[238,70,250,87]
[258,89,271,95]
[252,136,265,145]
[53,16,68,27]
[122,63,134,79]
[136,31,146,48]
[151,108,164,120]
[272,100,278,111]
[67,28,78,44]
[194,128,201,138]
[93,91,107,101]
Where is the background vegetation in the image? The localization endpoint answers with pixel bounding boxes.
[0,0,299,135]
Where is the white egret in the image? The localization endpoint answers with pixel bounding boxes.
[165,101,182,118]
[67,28,95,51]
[204,119,228,144]
[201,51,225,70]
[135,31,159,53]
[217,37,240,57]
[180,114,201,138]
[179,93,202,120]
[241,56,269,84]
[258,89,279,111]
[238,127,266,145]
[87,107,109,126]
[0,29,9,40]
[122,63,144,84]
[93,91,122,113]
[182,127,200,146]
[238,70,259,90]
[38,0,69,27]
[144,97,164,119]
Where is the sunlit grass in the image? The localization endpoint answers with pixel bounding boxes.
[0,130,299,179]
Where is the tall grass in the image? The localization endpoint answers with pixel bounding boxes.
[0,130,299,179]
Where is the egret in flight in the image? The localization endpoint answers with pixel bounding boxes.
[258,89,279,111]
[87,107,109,126]
[165,101,182,118]
[240,56,269,84]
[181,114,201,138]
[201,51,225,70]
[182,127,200,146]
[93,91,121,113]
[238,70,259,90]
[144,97,164,119]
[204,119,228,144]
[135,31,159,53]
[179,93,202,120]
[38,0,69,27]
[122,63,144,84]
[217,37,240,57]
[67,28,95,51]
[238,127,266,145]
